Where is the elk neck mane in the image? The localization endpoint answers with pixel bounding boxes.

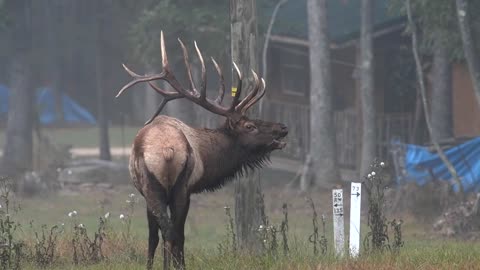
[189,125,272,193]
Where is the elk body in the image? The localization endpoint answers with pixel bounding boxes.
[117,32,288,270]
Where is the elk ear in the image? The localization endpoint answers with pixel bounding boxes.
[226,118,236,130]
[226,114,243,130]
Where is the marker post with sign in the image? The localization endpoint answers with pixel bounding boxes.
[332,189,345,257]
[349,182,362,257]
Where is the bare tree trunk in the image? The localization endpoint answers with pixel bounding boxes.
[143,65,159,122]
[132,89,146,124]
[359,0,376,177]
[260,0,288,115]
[305,0,340,189]
[430,34,453,141]
[407,0,464,196]
[231,0,264,251]
[411,89,423,144]
[44,1,64,124]
[456,0,480,107]
[1,0,33,176]
[164,61,197,125]
[95,1,111,161]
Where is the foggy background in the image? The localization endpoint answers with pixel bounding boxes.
[0,0,480,268]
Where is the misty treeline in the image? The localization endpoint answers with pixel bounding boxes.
[0,0,277,174]
[1,0,480,189]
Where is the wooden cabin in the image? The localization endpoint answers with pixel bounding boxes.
[257,0,480,171]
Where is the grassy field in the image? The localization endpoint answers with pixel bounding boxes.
[1,182,478,270]
[18,242,480,270]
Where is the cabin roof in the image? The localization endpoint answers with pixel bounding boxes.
[259,0,405,45]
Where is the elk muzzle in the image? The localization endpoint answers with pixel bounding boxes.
[271,123,288,149]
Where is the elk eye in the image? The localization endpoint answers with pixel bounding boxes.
[245,124,256,130]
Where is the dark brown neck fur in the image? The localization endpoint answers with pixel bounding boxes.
[189,127,271,193]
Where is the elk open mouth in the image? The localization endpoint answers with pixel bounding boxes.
[271,138,287,149]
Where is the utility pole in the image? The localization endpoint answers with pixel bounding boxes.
[230,0,264,250]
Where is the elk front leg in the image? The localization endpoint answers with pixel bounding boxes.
[169,190,191,269]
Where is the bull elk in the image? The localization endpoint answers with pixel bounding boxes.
[116,31,288,270]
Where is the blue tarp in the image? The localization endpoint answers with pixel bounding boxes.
[0,84,96,125]
[399,137,480,193]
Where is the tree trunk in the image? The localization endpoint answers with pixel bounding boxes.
[95,1,111,161]
[164,61,197,125]
[407,0,464,196]
[260,0,288,115]
[231,0,264,251]
[430,34,453,141]
[1,0,33,176]
[359,0,376,177]
[50,1,67,124]
[411,89,424,144]
[305,0,340,189]
[455,0,480,108]
[143,65,160,122]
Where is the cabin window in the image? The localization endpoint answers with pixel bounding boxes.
[280,63,309,97]
[270,44,309,99]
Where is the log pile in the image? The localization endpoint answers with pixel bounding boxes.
[433,193,480,239]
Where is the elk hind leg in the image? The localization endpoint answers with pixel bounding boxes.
[147,208,160,270]
[169,191,190,269]
[144,184,173,270]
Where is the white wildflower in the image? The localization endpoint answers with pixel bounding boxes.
[380,162,385,167]
[104,212,110,219]
[126,200,131,203]
[367,174,372,179]
[119,214,125,219]
[78,224,85,228]
[68,212,73,217]
[129,193,135,198]
[73,210,77,215]
[371,171,376,176]
[259,225,264,229]
[263,239,267,243]
[458,10,466,17]
[223,206,230,210]
[61,223,65,227]
[0,204,2,209]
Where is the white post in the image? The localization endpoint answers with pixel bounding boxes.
[349,182,362,257]
[332,189,345,257]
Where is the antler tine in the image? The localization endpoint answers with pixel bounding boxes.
[194,41,207,100]
[144,95,182,126]
[147,81,183,98]
[235,69,261,113]
[144,82,183,125]
[211,57,226,105]
[228,62,243,112]
[115,64,166,98]
[178,39,198,96]
[242,78,266,114]
[160,31,169,71]
[118,30,238,119]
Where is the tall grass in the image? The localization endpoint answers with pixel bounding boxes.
[0,175,477,269]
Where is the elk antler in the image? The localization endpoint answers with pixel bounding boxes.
[116,31,266,125]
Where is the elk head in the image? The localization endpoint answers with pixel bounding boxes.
[116,31,288,152]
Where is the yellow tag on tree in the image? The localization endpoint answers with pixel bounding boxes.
[231,87,237,97]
